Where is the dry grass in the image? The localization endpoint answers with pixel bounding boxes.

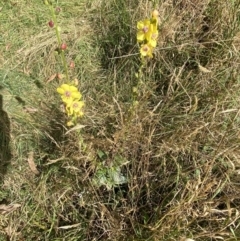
[1,0,240,240]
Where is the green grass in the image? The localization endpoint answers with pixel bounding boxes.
[1,0,240,240]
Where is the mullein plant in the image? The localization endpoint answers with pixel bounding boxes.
[130,10,159,113]
[45,0,84,127]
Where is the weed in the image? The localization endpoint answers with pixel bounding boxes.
[1,0,240,240]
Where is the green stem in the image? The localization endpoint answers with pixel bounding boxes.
[78,130,87,152]
[49,4,70,83]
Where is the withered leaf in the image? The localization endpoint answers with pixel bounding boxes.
[198,64,211,73]
[24,107,38,113]
[58,223,81,229]
[0,204,21,214]
[65,124,86,135]
[46,73,57,83]
[27,151,40,175]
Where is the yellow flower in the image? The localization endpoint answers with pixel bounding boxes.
[57,84,81,104]
[66,100,84,117]
[137,19,151,42]
[140,44,153,58]
[146,24,158,47]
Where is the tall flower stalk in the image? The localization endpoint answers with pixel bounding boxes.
[47,1,70,83]
[129,10,159,116]
[45,0,84,127]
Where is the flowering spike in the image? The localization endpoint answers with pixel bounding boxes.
[137,10,159,58]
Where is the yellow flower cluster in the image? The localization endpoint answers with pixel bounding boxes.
[137,10,159,58]
[57,84,84,126]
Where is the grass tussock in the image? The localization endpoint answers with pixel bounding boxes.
[1,0,240,240]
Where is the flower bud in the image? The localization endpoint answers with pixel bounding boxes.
[55,7,61,14]
[132,86,138,93]
[70,61,75,69]
[67,121,74,126]
[152,10,159,18]
[74,78,79,86]
[60,43,67,50]
[48,20,54,28]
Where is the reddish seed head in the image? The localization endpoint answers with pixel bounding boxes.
[48,20,54,28]
[61,43,67,50]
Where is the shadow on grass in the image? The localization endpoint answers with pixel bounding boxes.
[37,102,69,163]
[0,95,12,184]
[94,0,137,70]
